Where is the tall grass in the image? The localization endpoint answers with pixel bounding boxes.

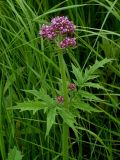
[0,0,120,159]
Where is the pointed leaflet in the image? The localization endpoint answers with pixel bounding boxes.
[71,64,83,85]
[78,90,102,102]
[82,75,99,81]
[9,100,47,114]
[46,107,57,136]
[22,89,54,106]
[84,58,112,82]
[72,99,101,113]
[83,82,106,90]
[58,108,78,138]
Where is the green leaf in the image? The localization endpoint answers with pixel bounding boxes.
[72,59,112,87]
[72,100,101,113]
[7,146,23,160]
[83,75,100,81]
[84,58,112,82]
[59,109,76,128]
[22,89,54,106]
[72,64,83,84]
[78,90,102,102]
[46,107,56,136]
[58,108,78,138]
[83,82,106,90]
[9,100,47,114]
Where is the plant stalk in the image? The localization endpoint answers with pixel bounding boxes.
[58,52,69,160]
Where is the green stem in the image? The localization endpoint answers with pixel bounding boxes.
[58,52,69,160]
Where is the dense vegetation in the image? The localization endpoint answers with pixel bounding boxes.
[0,0,120,160]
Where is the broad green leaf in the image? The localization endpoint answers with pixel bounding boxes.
[7,146,23,160]
[9,100,47,114]
[72,100,101,113]
[46,107,56,136]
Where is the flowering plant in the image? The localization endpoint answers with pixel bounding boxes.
[11,16,112,160]
[39,16,76,48]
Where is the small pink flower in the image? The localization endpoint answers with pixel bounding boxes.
[51,16,75,34]
[60,37,76,48]
[68,83,76,91]
[56,96,64,103]
[39,24,56,40]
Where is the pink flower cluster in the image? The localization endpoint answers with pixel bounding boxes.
[39,16,76,48]
[39,25,56,40]
[60,37,76,49]
[51,16,75,34]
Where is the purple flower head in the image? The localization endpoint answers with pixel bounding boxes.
[51,16,75,34]
[60,37,76,48]
[68,83,76,91]
[39,24,56,40]
[56,96,64,104]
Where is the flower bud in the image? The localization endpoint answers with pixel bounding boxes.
[56,96,64,103]
[68,83,76,91]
